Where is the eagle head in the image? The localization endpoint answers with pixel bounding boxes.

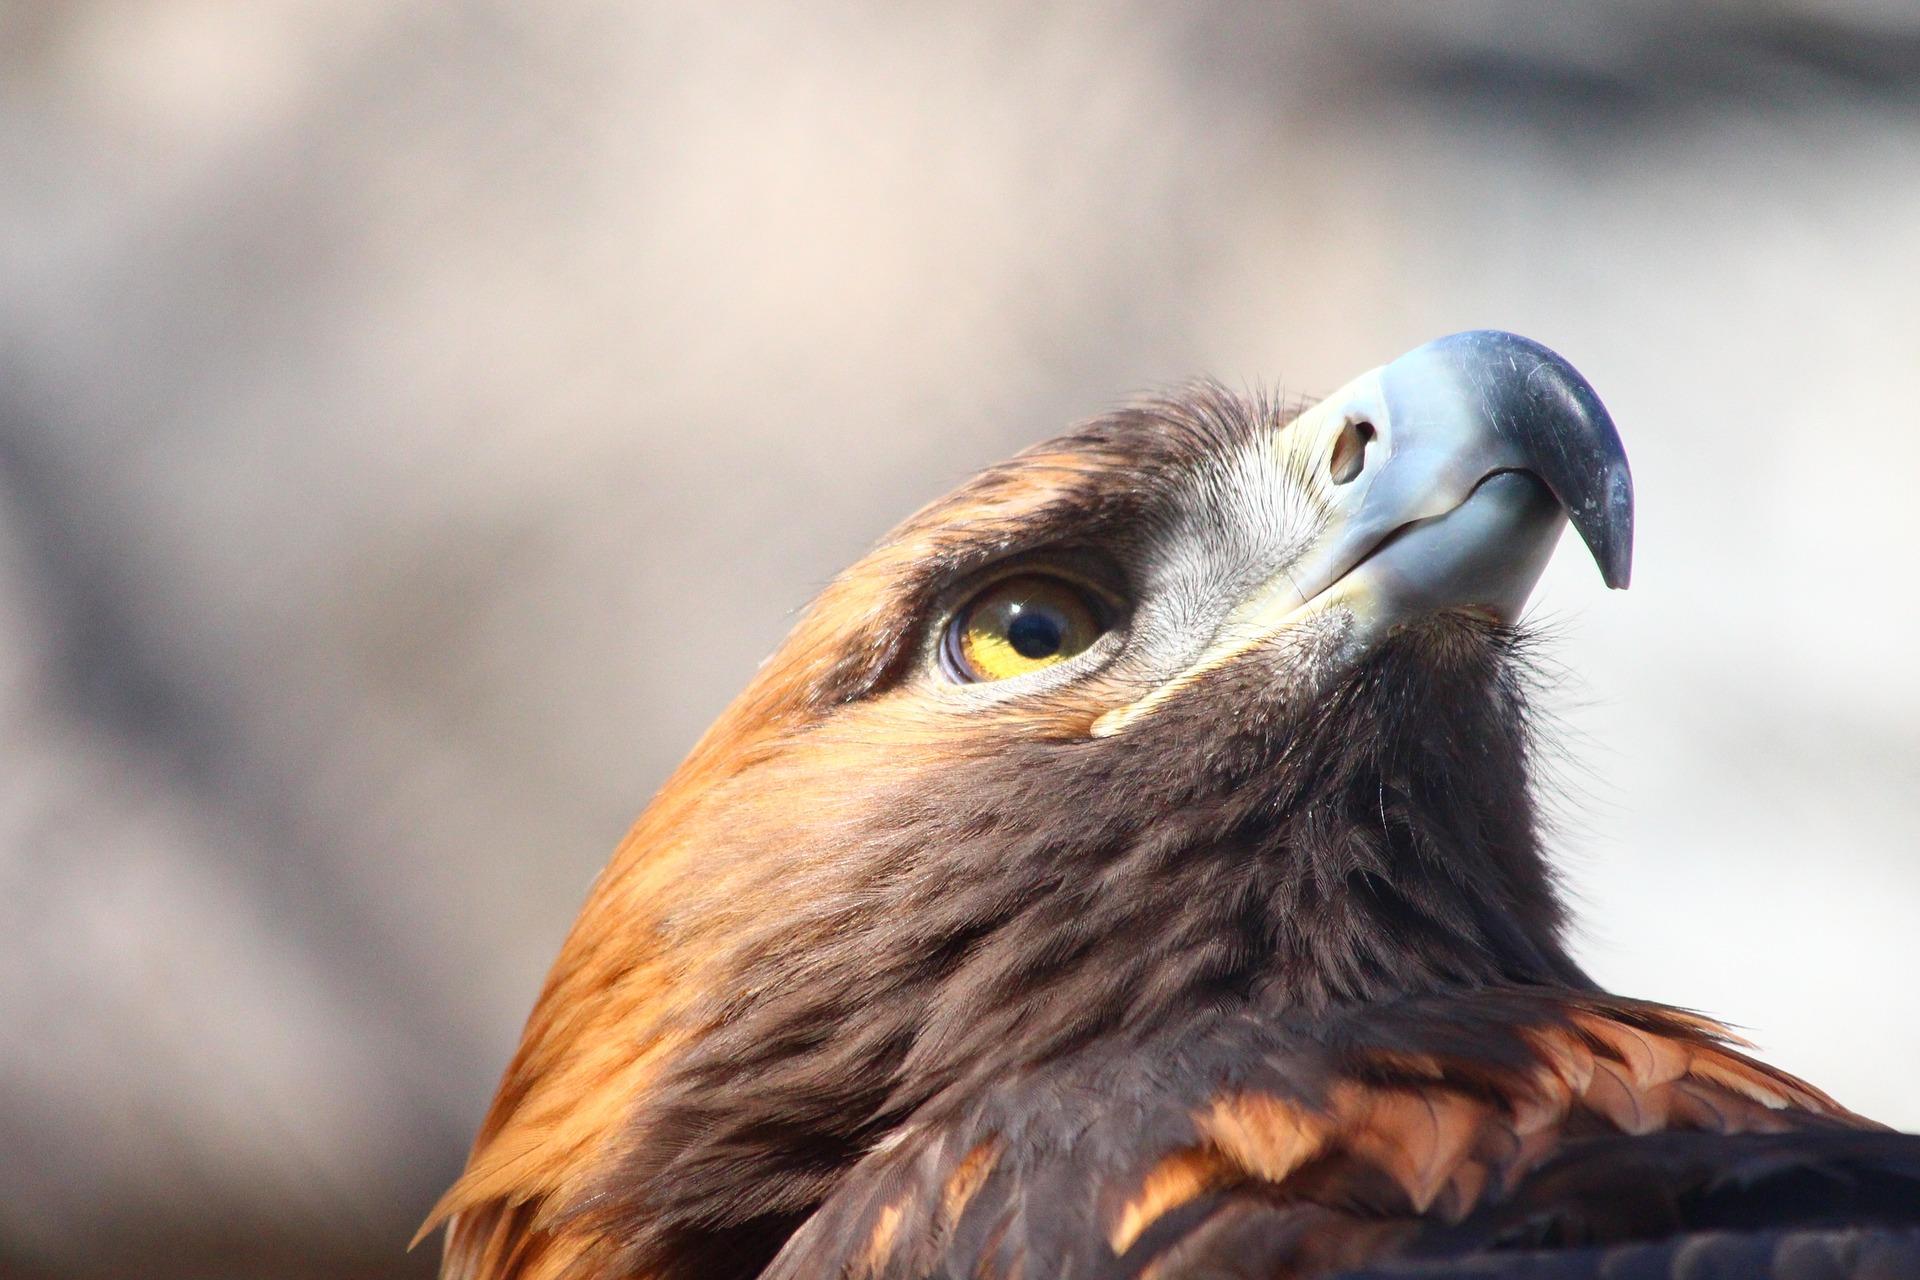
[426,331,1640,1278]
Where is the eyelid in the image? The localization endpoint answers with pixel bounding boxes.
[933,551,1127,619]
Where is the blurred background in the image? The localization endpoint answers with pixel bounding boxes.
[4,3,1919,1277]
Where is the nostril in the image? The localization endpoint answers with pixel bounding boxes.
[1329,419,1374,485]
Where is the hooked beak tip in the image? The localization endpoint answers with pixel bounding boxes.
[1383,329,1635,593]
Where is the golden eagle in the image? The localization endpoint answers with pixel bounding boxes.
[420,331,1920,1278]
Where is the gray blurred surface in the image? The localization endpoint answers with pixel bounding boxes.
[3,4,1918,1277]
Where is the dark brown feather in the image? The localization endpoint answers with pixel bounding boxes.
[762,991,1872,1279]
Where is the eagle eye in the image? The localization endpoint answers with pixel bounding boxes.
[941,573,1108,683]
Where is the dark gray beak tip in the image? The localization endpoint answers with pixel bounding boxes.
[1595,464,1634,590]
[1421,329,1635,592]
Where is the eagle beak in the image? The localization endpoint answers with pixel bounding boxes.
[1279,328,1633,627]
[1092,330,1632,737]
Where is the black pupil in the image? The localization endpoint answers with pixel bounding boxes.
[1006,605,1066,659]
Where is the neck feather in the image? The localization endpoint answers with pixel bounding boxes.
[581,620,1585,1279]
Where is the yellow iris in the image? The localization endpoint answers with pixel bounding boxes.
[951,574,1105,681]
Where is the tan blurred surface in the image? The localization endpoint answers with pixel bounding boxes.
[4,4,1919,1277]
